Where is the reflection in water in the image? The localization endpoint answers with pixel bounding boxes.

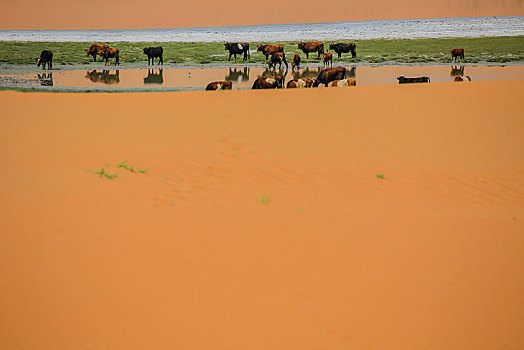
[347,67,357,78]
[143,69,164,84]
[38,73,53,86]
[261,68,287,78]
[293,67,321,79]
[450,65,465,77]
[225,67,250,82]
[85,70,120,84]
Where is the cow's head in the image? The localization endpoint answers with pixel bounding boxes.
[397,76,405,81]
[257,44,263,51]
[224,42,231,50]
[329,44,336,50]
[85,48,91,56]
[297,42,304,49]
[143,47,150,54]
[36,57,41,66]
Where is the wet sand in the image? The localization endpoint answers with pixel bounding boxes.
[0,81,523,349]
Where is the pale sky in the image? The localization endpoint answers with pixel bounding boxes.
[1,0,522,30]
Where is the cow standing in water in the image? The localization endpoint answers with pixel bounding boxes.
[224,43,250,61]
[85,44,109,62]
[292,54,301,71]
[268,52,288,70]
[297,42,324,59]
[143,47,163,65]
[451,48,465,62]
[37,50,53,70]
[322,52,333,68]
[257,44,284,60]
[312,67,346,87]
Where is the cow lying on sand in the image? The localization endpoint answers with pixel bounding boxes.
[298,42,324,59]
[224,42,250,61]
[257,44,284,60]
[252,76,284,89]
[454,76,471,82]
[268,52,288,70]
[313,67,346,87]
[99,48,120,65]
[286,78,314,88]
[85,44,109,62]
[206,81,233,90]
[451,48,465,62]
[143,47,163,65]
[37,50,53,70]
[329,43,357,58]
[331,78,356,87]
[397,76,430,84]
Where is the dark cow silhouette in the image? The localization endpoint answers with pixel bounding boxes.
[268,52,288,70]
[99,48,120,65]
[143,47,163,65]
[286,78,314,88]
[397,76,430,84]
[85,44,109,62]
[38,73,53,86]
[37,50,53,70]
[292,54,301,71]
[225,67,250,82]
[206,81,233,90]
[143,69,164,84]
[85,70,120,84]
[451,48,465,62]
[329,43,357,58]
[297,42,324,59]
[322,52,333,68]
[252,75,284,89]
[257,44,284,60]
[313,67,346,87]
[224,42,250,61]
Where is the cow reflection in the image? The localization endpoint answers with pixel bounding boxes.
[292,67,321,80]
[38,73,53,86]
[262,67,287,78]
[346,67,356,78]
[225,67,250,82]
[85,70,120,84]
[450,66,465,77]
[143,69,163,84]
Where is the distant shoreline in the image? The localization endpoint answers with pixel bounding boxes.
[1,17,523,42]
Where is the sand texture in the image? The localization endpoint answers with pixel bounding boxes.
[0,81,523,349]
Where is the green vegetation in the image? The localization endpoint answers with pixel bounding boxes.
[260,194,270,205]
[1,36,522,65]
[376,173,385,179]
[88,165,118,179]
[117,160,149,174]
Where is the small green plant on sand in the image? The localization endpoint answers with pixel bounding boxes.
[260,194,270,205]
[117,160,149,174]
[88,166,118,179]
[376,173,385,179]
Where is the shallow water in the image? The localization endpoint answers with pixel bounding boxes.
[1,65,522,91]
[1,17,523,42]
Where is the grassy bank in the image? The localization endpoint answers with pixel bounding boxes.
[0,36,522,65]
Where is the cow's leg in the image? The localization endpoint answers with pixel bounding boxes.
[49,60,52,70]
[159,55,163,65]
[228,52,232,61]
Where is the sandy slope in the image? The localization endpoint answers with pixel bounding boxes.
[0,81,523,349]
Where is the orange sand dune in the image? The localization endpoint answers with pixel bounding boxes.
[0,81,523,349]
[1,0,523,30]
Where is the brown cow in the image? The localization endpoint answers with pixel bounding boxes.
[268,52,288,70]
[99,48,120,65]
[331,78,356,87]
[257,44,284,60]
[322,52,333,68]
[286,78,314,88]
[206,81,233,90]
[454,76,471,82]
[297,42,324,59]
[312,67,346,87]
[292,54,301,71]
[85,44,109,62]
[451,48,465,62]
[252,75,284,89]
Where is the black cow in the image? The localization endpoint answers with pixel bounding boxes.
[329,43,357,58]
[37,50,53,70]
[143,47,163,65]
[397,76,430,84]
[224,42,250,61]
[312,67,346,87]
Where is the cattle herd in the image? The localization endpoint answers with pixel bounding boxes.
[34,42,469,90]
